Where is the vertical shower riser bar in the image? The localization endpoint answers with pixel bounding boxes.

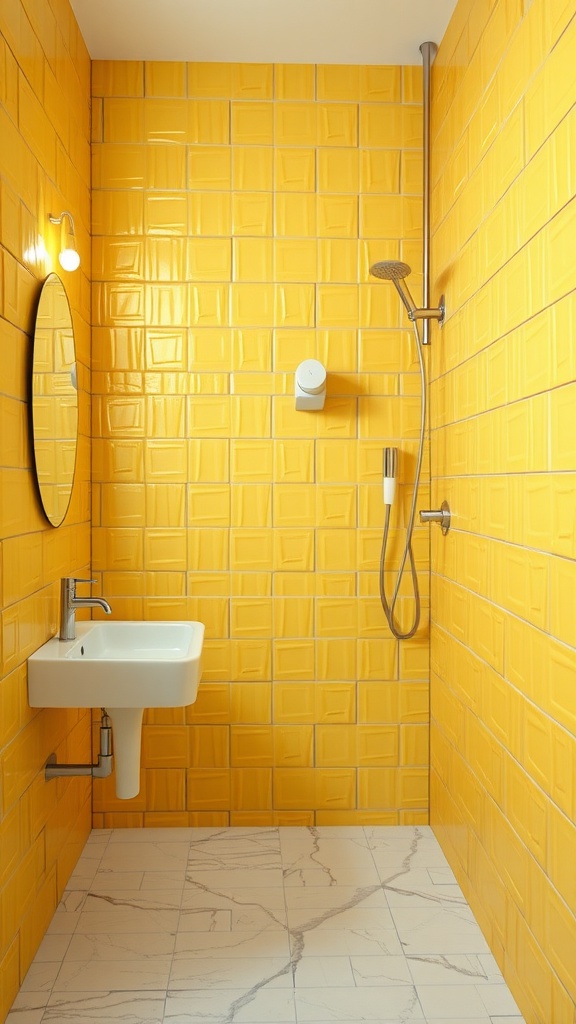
[419,40,437,345]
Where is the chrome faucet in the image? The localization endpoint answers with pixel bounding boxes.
[59,577,112,641]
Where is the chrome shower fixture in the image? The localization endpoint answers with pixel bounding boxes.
[369,260,445,329]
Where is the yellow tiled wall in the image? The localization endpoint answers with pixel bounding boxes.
[91,61,432,826]
[429,1,576,1021]
[0,0,92,1017]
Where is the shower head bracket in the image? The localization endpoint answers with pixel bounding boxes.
[408,295,445,329]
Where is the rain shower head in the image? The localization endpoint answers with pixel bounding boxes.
[369,260,412,281]
[369,260,417,317]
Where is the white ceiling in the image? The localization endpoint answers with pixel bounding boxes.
[71,0,458,65]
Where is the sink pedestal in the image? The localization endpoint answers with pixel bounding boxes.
[107,707,144,799]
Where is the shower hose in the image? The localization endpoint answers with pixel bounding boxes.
[379,320,426,641]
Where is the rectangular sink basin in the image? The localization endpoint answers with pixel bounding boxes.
[28,620,204,709]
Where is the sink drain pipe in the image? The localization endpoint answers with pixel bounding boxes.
[45,709,113,782]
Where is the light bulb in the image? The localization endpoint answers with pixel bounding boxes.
[59,247,80,272]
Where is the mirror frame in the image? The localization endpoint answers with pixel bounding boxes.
[31,272,79,528]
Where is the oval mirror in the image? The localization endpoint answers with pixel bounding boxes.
[32,273,78,527]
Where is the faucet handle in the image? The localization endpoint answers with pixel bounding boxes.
[72,578,97,585]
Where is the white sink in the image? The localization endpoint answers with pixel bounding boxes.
[28,620,204,799]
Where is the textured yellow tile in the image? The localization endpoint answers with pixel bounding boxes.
[231,768,273,811]
[273,484,316,527]
[230,529,273,571]
[273,682,315,723]
[316,240,357,285]
[186,683,230,723]
[275,193,317,237]
[187,485,229,526]
[316,725,356,766]
[103,98,144,142]
[188,438,229,482]
[358,767,397,809]
[188,528,229,571]
[316,485,357,528]
[188,145,231,190]
[232,63,273,98]
[92,60,144,96]
[273,597,314,638]
[186,769,231,810]
[232,146,274,191]
[274,725,313,766]
[273,639,315,680]
[230,726,273,766]
[187,62,232,97]
[273,529,314,571]
[231,238,272,283]
[316,529,357,572]
[273,396,316,439]
[230,682,272,723]
[274,239,317,284]
[230,640,272,681]
[401,66,421,103]
[188,329,231,372]
[100,482,146,527]
[274,64,315,100]
[317,768,357,809]
[144,529,187,571]
[315,682,356,723]
[189,283,228,327]
[231,484,272,527]
[317,65,359,101]
[317,104,357,148]
[275,148,315,192]
[273,284,313,328]
[317,196,358,239]
[93,527,144,572]
[316,598,357,638]
[397,767,428,808]
[273,767,315,809]
[230,440,273,482]
[145,61,186,97]
[231,574,271,597]
[231,395,271,437]
[187,395,230,436]
[232,329,273,371]
[231,283,274,327]
[189,192,232,236]
[141,726,189,768]
[188,100,230,144]
[358,682,399,724]
[313,634,354,684]
[231,102,273,144]
[316,284,358,327]
[360,105,422,148]
[401,151,423,195]
[275,102,317,146]
[400,724,428,766]
[273,573,315,597]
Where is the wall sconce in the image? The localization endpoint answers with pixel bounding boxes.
[49,211,80,271]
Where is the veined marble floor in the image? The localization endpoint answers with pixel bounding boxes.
[9,826,525,1024]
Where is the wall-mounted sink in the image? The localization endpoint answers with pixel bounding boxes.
[28,621,204,799]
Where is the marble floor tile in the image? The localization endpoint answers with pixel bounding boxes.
[168,956,293,989]
[294,927,404,957]
[43,991,166,1024]
[53,960,172,992]
[174,930,291,958]
[63,932,176,962]
[294,985,425,1020]
[8,827,526,1024]
[390,906,492,955]
[350,955,414,986]
[292,956,355,988]
[164,988,296,1023]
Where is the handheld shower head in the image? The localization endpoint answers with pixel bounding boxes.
[369,260,417,317]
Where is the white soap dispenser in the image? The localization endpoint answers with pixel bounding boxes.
[295,359,327,411]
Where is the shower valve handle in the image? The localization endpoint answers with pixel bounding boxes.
[419,501,451,535]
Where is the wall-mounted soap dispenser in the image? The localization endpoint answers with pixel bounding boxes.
[295,359,326,411]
